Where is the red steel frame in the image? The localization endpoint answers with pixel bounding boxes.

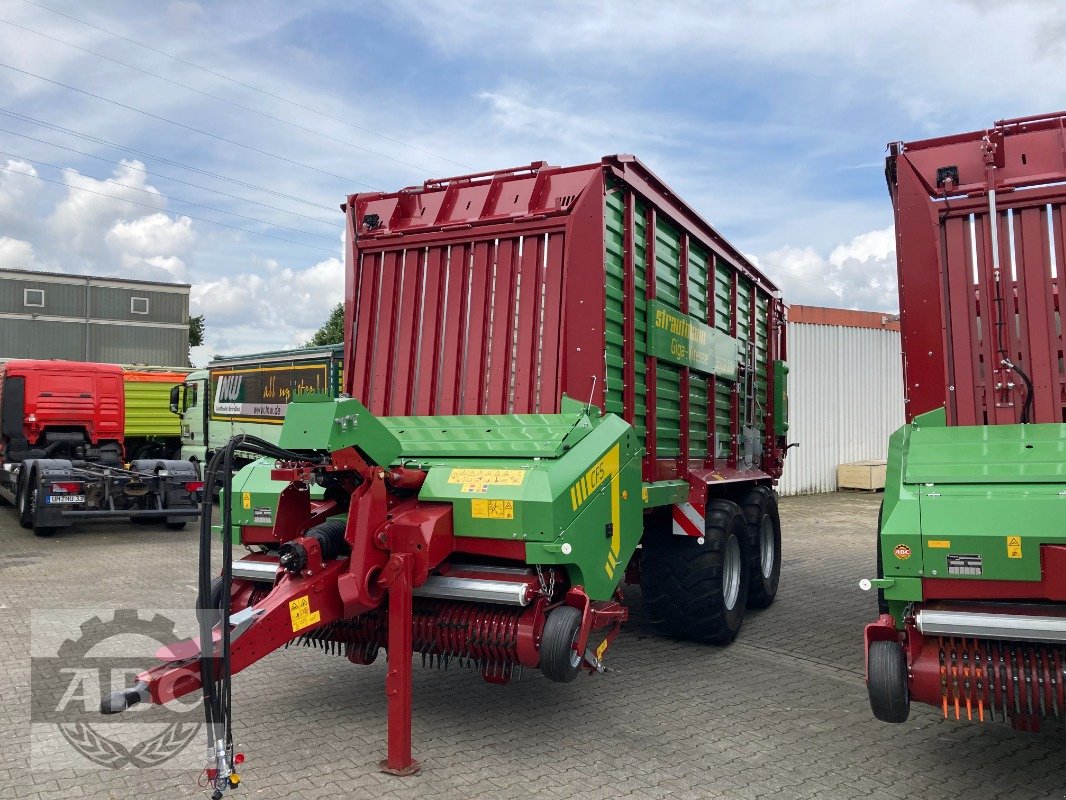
[129,450,627,775]
[888,112,1066,425]
[344,156,787,490]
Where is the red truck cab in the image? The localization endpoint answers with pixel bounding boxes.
[0,359,125,466]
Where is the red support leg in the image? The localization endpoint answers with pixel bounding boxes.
[380,553,420,776]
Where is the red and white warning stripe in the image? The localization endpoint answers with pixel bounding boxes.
[671,502,705,538]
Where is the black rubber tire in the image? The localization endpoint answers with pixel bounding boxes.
[739,486,781,609]
[18,465,34,530]
[875,502,888,615]
[98,442,123,467]
[868,640,910,723]
[26,479,56,537]
[165,521,187,531]
[640,499,750,644]
[198,576,226,631]
[540,605,583,683]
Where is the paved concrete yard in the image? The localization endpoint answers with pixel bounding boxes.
[1,492,1062,799]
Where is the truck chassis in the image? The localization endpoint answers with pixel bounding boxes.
[0,458,202,536]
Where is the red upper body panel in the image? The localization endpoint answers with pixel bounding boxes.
[888,112,1066,424]
[340,156,787,485]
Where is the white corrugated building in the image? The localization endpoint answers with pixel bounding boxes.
[778,305,905,496]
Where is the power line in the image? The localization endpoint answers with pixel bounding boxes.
[0,125,336,227]
[0,61,380,188]
[0,17,437,174]
[0,164,338,255]
[1,149,338,242]
[19,0,471,170]
[0,109,337,213]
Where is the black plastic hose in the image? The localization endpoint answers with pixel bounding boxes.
[196,434,327,789]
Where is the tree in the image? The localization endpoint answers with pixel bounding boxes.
[306,302,344,347]
[189,314,205,347]
[188,314,205,365]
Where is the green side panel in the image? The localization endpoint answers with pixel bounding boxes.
[417,413,643,600]
[653,217,682,460]
[604,185,626,420]
[736,276,752,346]
[124,379,183,437]
[713,257,733,445]
[713,257,732,335]
[689,372,708,457]
[655,361,681,457]
[687,243,709,322]
[880,414,1066,627]
[755,294,769,409]
[633,196,648,442]
[878,426,921,614]
[278,396,402,466]
[773,360,789,437]
[687,244,710,457]
[654,216,683,304]
[603,179,648,442]
[909,419,1066,583]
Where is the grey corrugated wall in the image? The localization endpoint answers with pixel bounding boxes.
[778,322,905,496]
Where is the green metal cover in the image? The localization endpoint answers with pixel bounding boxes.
[879,409,1066,624]
[278,396,402,467]
[378,412,592,459]
[904,422,1066,484]
[233,396,644,601]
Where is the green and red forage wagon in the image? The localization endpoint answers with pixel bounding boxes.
[105,156,790,792]
[865,114,1066,730]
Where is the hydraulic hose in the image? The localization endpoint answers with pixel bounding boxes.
[196,435,327,795]
[1001,358,1035,425]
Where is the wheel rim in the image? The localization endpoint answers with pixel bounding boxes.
[29,488,37,518]
[760,516,775,579]
[568,630,582,668]
[723,533,742,610]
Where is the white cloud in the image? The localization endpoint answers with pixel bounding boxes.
[49,161,165,255]
[190,257,343,355]
[0,237,36,269]
[106,213,195,256]
[389,1,1066,122]
[750,226,898,312]
[0,158,41,236]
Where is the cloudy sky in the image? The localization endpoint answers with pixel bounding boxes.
[1,0,1063,365]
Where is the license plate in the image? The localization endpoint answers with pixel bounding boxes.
[46,495,85,504]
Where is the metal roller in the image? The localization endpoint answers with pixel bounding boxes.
[231,559,280,583]
[412,575,532,606]
[916,609,1066,643]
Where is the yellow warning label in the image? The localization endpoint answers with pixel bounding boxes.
[241,491,251,510]
[1007,536,1023,559]
[569,448,617,512]
[595,637,610,661]
[288,595,321,633]
[448,469,526,486]
[927,540,951,549]
[471,499,514,520]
